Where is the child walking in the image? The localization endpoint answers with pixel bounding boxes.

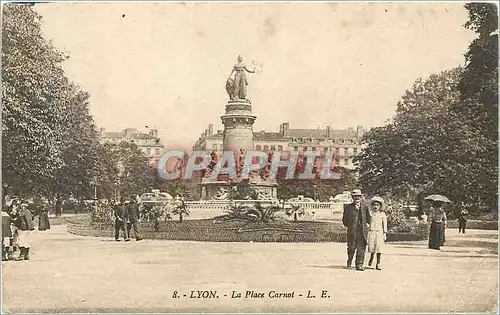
[367,196,387,270]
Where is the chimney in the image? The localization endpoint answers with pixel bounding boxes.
[326,125,331,138]
[149,128,158,137]
[208,124,214,135]
[282,122,290,137]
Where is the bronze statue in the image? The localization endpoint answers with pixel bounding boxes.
[226,55,255,100]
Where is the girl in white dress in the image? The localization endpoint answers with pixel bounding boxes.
[367,196,387,270]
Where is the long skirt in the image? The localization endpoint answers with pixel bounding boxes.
[428,221,443,249]
[38,212,51,231]
[2,213,12,238]
[232,71,247,99]
[367,230,385,253]
[17,230,32,248]
[440,224,445,246]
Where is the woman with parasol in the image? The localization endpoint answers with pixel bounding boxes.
[425,195,450,250]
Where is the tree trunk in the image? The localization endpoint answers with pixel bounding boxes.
[55,195,63,217]
[78,197,85,214]
[154,218,160,232]
[179,213,183,223]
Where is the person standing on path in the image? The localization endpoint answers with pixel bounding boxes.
[342,189,371,271]
[2,206,12,261]
[458,203,469,234]
[367,196,387,270]
[428,201,447,250]
[114,197,129,242]
[127,196,142,241]
[14,203,35,261]
[38,207,51,231]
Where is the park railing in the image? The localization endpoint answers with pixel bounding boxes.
[140,199,344,221]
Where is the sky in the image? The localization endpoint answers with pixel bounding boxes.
[35,2,475,149]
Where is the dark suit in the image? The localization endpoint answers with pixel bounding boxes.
[343,202,371,267]
[126,203,141,240]
[114,204,129,240]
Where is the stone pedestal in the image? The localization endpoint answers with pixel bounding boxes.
[221,99,256,153]
[200,98,278,200]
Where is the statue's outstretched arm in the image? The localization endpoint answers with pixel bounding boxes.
[244,66,255,73]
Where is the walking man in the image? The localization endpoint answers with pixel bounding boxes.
[114,197,129,242]
[127,195,142,241]
[342,189,371,271]
[458,203,469,234]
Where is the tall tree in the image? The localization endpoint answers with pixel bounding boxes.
[2,4,68,198]
[52,87,101,215]
[454,3,498,210]
[355,68,468,202]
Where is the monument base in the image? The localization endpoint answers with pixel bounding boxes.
[200,178,278,201]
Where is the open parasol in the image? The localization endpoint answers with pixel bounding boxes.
[424,194,451,203]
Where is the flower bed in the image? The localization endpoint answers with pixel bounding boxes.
[67,215,432,243]
[387,223,429,242]
[67,216,349,242]
[445,220,498,230]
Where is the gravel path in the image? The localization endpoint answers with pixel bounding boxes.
[2,225,497,313]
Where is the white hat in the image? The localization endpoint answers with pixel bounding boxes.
[370,196,385,206]
[352,189,363,196]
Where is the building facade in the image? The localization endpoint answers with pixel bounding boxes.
[99,128,165,163]
[193,123,365,169]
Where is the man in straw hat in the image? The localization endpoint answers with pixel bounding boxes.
[342,189,371,271]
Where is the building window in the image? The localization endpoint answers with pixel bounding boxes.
[294,147,298,151]
[264,145,269,151]
[304,147,308,152]
[155,148,160,156]
[147,148,152,156]
[312,147,316,151]
[270,145,276,151]
[278,145,283,151]
[344,158,349,165]
[335,148,340,155]
[335,157,340,166]
[256,144,262,151]
[344,148,349,156]
[353,148,358,155]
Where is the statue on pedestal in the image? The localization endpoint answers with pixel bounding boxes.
[204,150,219,178]
[226,55,255,100]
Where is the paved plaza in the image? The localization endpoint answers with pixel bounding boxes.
[2,224,498,313]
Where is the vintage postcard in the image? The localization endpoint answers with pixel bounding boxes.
[1,1,498,313]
